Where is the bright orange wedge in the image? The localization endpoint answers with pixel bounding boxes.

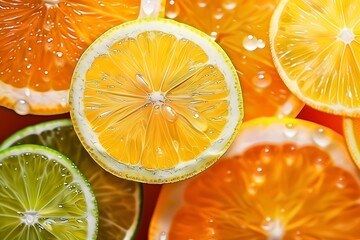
[149,117,360,239]
[0,0,143,115]
[165,0,304,120]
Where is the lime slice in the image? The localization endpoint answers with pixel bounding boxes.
[0,119,142,240]
[0,144,98,239]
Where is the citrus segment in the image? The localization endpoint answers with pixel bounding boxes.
[0,119,142,240]
[0,0,142,115]
[270,0,360,116]
[344,117,360,170]
[70,17,243,183]
[149,118,360,239]
[165,0,304,121]
[0,144,98,239]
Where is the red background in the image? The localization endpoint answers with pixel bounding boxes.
[0,105,343,238]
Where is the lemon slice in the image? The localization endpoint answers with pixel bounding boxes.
[0,119,142,240]
[0,144,98,239]
[149,117,360,239]
[69,17,243,183]
[270,0,360,116]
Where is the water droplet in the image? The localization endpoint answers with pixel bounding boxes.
[213,9,224,20]
[252,71,272,89]
[157,147,163,156]
[136,73,150,89]
[142,0,155,16]
[281,101,294,116]
[197,0,208,7]
[0,163,2,167]
[283,123,297,138]
[14,99,30,115]
[260,146,271,164]
[58,204,64,208]
[193,113,200,119]
[172,140,179,151]
[209,31,218,41]
[253,168,265,184]
[222,0,237,10]
[160,231,167,240]
[76,219,84,223]
[163,105,177,122]
[56,52,63,58]
[243,35,258,51]
[313,128,331,147]
[166,1,180,19]
[336,177,345,189]
[257,39,266,49]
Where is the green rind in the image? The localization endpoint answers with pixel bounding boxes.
[0,119,142,240]
[0,144,98,240]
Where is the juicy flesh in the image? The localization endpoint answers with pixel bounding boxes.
[7,124,140,239]
[273,0,360,112]
[165,0,303,120]
[0,0,140,92]
[84,31,230,170]
[168,144,360,239]
[0,153,89,239]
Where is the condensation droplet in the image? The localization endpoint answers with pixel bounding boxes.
[213,9,224,20]
[136,73,150,89]
[209,31,218,41]
[252,71,272,88]
[142,0,155,16]
[257,39,265,49]
[156,147,163,156]
[58,204,64,208]
[222,0,237,10]
[56,52,63,58]
[193,113,200,119]
[281,101,294,116]
[313,128,331,147]
[243,35,258,51]
[163,105,177,122]
[166,1,180,19]
[197,0,208,7]
[336,177,345,189]
[283,123,297,138]
[14,99,30,115]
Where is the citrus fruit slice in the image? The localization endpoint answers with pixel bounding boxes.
[164,0,304,121]
[149,117,360,239]
[69,17,243,183]
[270,0,360,117]
[0,0,165,115]
[0,144,98,239]
[0,119,142,240]
[344,117,360,169]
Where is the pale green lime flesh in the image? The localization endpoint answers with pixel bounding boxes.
[0,119,142,240]
[0,144,97,239]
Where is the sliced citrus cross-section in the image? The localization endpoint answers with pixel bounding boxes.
[344,117,360,170]
[0,0,165,115]
[149,117,360,239]
[165,0,304,121]
[0,119,142,240]
[0,144,98,239]
[69,17,243,183]
[270,0,360,116]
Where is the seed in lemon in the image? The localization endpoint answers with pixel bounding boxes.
[270,0,360,116]
[0,119,142,240]
[70,18,243,183]
[149,117,360,239]
[0,144,98,239]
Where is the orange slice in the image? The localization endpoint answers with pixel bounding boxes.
[69,18,243,183]
[270,0,360,117]
[149,117,360,239]
[344,117,360,169]
[0,0,164,115]
[165,0,304,121]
